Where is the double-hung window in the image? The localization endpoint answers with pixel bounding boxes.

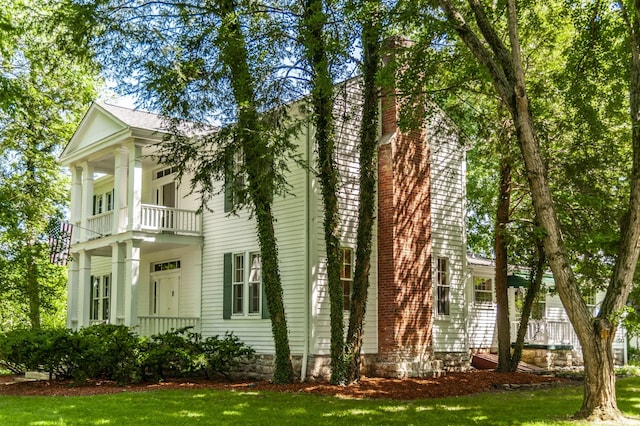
[436,257,450,316]
[224,251,265,318]
[340,248,353,311]
[232,254,245,314]
[473,276,493,304]
[224,149,246,212]
[89,274,111,322]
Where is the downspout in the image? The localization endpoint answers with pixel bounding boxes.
[301,119,311,382]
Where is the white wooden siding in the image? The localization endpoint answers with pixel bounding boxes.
[467,261,497,349]
[310,79,378,355]
[199,129,309,354]
[429,114,468,353]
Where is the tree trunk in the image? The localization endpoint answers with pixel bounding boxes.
[578,323,619,420]
[301,0,345,384]
[345,2,381,383]
[216,0,294,384]
[438,0,635,419]
[25,244,41,330]
[494,156,511,373]
[509,240,544,372]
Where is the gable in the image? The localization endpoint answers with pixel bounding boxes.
[60,103,129,164]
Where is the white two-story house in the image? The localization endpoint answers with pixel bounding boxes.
[60,80,469,379]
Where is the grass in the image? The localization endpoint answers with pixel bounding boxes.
[0,377,638,425]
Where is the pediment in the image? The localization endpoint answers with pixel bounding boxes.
[60,103,129,163]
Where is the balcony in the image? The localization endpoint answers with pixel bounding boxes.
[140,205,201,235]
[82,204,201,241]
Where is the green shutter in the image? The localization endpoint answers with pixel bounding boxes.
[261,281,270,319]
[224,173,233,212]
[223,253,232,319]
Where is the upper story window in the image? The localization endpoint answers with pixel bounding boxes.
[224,149,246,212]
[92,189,114,215]
[436,257,450,316]
[473,276,493,304]
[340,247,353,311]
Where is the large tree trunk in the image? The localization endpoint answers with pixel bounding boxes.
[217,0,294,384]
[345,1,381,383]
[494,156,511,372]
[438,0,640,419]
[300,0,345,384]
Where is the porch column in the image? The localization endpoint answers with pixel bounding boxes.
[80,162,94,241]
[123,240,140,327]
[78,250,92,328]
[66,252,79,329]
[127,143,142,231]
[110,242,126,325]
[112,148,128,234]
[70,167,82,244]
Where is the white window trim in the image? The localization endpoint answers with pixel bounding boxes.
[435,256,451,319]
[231,250,262,318]
[473,276,494,306]
[340,247,354,311]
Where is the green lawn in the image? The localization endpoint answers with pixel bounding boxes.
[0,377,638,425]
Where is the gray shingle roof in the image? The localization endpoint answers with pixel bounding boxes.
[96,101,169,132]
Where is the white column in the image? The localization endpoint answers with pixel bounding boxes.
[127,143,142,231]
[70,167,82,243]
[124,240,140,326]
[80,162,94,241]
[78,250,92,328]
[66,252,79,329]
[112,148,128,234]
[110,242,125,325]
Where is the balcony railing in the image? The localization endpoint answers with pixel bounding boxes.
[86,211,114,239]
[83,204,201,241]
[140,204,201,235]
[137,316,201,337]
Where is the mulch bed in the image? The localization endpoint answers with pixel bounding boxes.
[0,370,572,399]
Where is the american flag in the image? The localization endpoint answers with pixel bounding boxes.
[47,218,73,266]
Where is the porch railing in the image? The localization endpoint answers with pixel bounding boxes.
[510,319,580,348]
[137,316,201,337]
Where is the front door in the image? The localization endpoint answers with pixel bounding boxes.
[151,273,180,316]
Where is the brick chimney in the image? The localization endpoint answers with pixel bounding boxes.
[376,37,434,374]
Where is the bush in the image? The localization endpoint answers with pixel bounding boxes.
[0,328,70,377]
[139,328,255,380]
[140,327,201,380]
[0,326,254,384]
[200,332,255,378]
[68,324,141,384]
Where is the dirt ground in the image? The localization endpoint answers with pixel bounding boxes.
[0,370,571,399]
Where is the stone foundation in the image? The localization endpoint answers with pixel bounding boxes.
[230,351,471,381]
[519,347,574,369]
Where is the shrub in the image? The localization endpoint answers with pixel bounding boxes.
[140,327,201,380]
[140,328,255,380]
[0,326,254,384]
[69,324,141,384]
[0,328,70,377]
[200,332,255,378]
